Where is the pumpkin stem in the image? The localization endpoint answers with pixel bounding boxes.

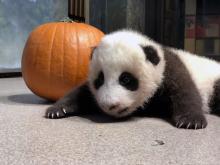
[60,17,79,23]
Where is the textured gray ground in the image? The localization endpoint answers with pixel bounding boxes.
[0,78,219,165]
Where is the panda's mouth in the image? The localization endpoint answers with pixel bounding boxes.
[118,108,129,115]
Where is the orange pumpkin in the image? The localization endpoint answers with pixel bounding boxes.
[22,22,104,101]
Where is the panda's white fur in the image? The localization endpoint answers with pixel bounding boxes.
[88,30,220,117]
[88,30,165,117]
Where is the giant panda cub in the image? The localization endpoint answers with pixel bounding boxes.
[46,30,220,129]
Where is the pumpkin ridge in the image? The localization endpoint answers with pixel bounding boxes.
[31,27,41,68]
[61,23,65,81]
[74,23,79,86]
[63,23,69,84]
[87,28,92,48]
[49,24,59,83]
[33,25,50,71]
[27,25,49,83]
[23,24,52,98]
[77,24,82,85]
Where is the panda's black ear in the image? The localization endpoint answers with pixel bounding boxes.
[141,46,160,65]
[90,46,97,60]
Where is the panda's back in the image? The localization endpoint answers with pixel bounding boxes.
[170,48,220,112]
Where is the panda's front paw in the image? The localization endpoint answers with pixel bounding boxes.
[173,113,207,129]
[46,105,68,119]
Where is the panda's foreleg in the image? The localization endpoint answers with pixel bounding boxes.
[45,82,98,119]
[164,49,207,129]
[168,81,208,129]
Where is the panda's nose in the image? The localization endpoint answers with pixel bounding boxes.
[109,104,120,111]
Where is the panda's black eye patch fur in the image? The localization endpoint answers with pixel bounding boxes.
[94,71,104,89]
[119,72,138,91]
[142,46,160,65]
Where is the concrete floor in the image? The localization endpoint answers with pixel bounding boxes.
[0,78,220,165]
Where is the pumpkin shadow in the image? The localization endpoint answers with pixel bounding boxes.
[7,94,52,105]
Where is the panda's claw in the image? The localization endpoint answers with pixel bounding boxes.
[175,122,179,127]
[186,122,191,129]
[195,123,197,130]
[47,113,51,118]
[62,108,67,114]
[173,112,207,129]
[56,112,60,117]
[46,106,67,119]
[178,122,184,128]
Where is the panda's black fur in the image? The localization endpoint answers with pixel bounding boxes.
[209,79,220,115]
[46,30,220,129]
[145,48,207,129]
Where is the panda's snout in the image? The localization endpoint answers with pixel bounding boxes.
[109,104,120,111]
[108,104,129,115]
[101,102,131,117]
[102,102,125,111]
[118,108,129,114]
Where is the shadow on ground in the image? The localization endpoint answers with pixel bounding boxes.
[1,94,52,105]
[79,113,138,123]
[2,93,172,125]
[52,108,171,124]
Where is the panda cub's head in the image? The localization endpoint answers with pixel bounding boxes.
[88,30,165,118]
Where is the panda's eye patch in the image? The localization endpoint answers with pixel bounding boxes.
[142,46,160,65]
[94,71,104,89]
[119,72,138,91]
